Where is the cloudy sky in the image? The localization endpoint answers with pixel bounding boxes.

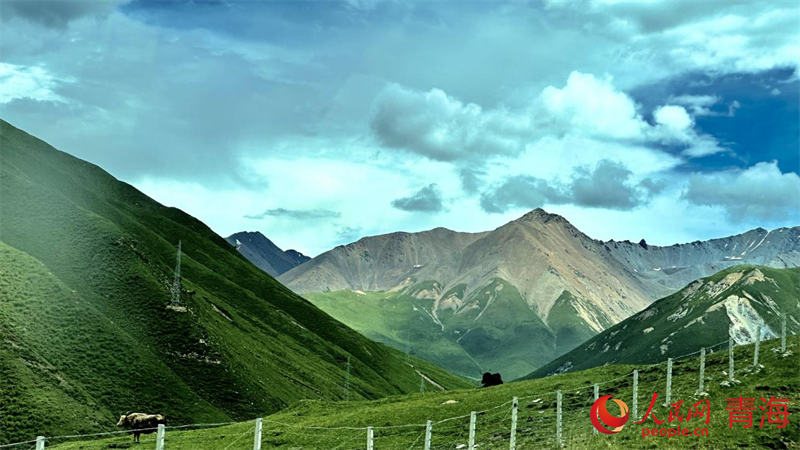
[1,0,799,256]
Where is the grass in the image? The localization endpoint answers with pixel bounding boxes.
[304,290,483,379]
[547,290,610,357]
[0,119,471,444]
[47,336,800,449]
[308,279,606,380]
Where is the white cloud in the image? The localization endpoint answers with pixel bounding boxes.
[650,104,726,157]
[668,95,740,117]
[665,9,800,75]
[545,1,800,78]
[0,63,70,104]
[653,105,693,132]
[371,83,530,162]
[681,136,727,158]
[534,72,646,140]
[682,161,800,222]
[372,72,726,171]
[652,105,694,143]
[668,94,719,115]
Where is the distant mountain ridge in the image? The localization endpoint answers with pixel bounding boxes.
[524,265,800,379]
[226,231,309,276]
[602,226,800,296]
[280,209,800,379]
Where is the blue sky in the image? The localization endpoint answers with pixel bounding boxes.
[1,0,798,255]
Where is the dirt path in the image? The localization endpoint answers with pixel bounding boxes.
[415,370,445,390]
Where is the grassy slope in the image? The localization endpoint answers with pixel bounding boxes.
[526,265,800,379]
[50,336,800,450]
[308,279,603,380]
[445,279,555,378]
[304,290,483,378]
[0,119,470,444]
[547,290,605,358]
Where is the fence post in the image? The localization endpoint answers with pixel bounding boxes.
[781,314,787,353]
[36,436,45,450]
[253,418,262,450]
[593,383,599,435]
[424,420,432,450]
[632,370,638,421]
[556,391,563,448]
[665,358,673,407]
[509,396,518,450]
[698,348,706,394]
[155,424,165,450]
[366,426,373,450]
[729,335,735,381]
[468,411,476,449]
[754,325,761,367]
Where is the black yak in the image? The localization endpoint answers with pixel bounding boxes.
[117,413,166,443]
[481,372,503,388]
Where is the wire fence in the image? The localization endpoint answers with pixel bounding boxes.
[3,314,796,450]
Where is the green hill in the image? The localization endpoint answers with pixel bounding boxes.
[306,280,602,381]
[45,336,800,449]
[305,289,484,379]
[525,265,800,379]
[0,119,470,444]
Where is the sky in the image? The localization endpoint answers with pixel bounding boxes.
[1,0,799,256]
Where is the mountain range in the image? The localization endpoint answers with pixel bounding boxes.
[225,231,309,276]
[0,119,468,443]
[525,265,800,379]
[278,210,800,379]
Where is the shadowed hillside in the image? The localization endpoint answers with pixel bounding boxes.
[0,119,470,444]
[226,231,309,276]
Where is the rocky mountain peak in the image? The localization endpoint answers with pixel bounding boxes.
[517,208,570,226]
[226,231,309,276]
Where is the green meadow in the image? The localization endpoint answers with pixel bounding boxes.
[45,336,799,450]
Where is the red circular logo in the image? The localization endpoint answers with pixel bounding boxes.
[591,395,629,434]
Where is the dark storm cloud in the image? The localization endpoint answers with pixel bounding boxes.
[0,1,124,28]
[391,184,444,213]
[570,160,644,209]
[480,160,664,213]
[244,208,341,220]
[479,176,571,214]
